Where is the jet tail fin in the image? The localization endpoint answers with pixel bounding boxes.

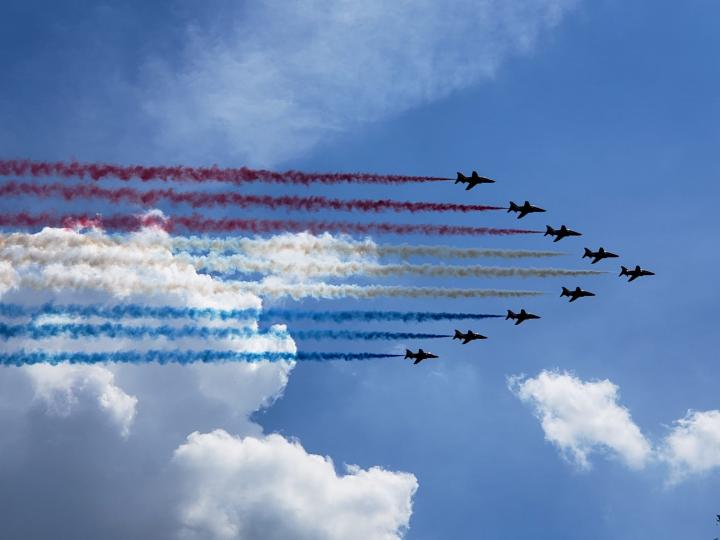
[545,225,555,237]
[453,330,462,340]
[506,310,514,320]
[404,349,412,359]
[561,287,570,297]
[508,201,518,214]
[620,265,628,276]
[583,248,592,258]
[455,172,464,184]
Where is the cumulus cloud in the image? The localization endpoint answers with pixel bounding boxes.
[660,409,720,483]
[173,430,418,540]
[23,363,138,437]
[510,370,652,469]
[142,0,578,164]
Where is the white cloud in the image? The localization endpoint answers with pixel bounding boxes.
[510,370,652,469]
[23,363,138,437]
[142,0,578,164]
[173,430,418,540]
[660,409,720,482]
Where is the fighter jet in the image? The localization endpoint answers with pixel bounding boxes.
[453,330,487,344]
[545,225,582,242]
[507,200,546,219]
[506,309,541,325]
[561,286,595,302]
[455,171,495,190]
[404,348,439,365]
[583,247,619,264]
[620,265,655,282]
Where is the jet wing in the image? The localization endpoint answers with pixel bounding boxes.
[462,338,471,344]
[517,210,528,219]
[628,274,638,282]
[465,182,476,190]
[413,358,423,365]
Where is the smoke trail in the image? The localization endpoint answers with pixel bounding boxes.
[0,231,565,260]
[187,255,606,278]
[0,303,260,321]
[0,322,284,340]
[263,310,503,323]
[0,159,448,185]
[7,270,545,299]
[0,350,402,366]
[292,330,450,340]
[0,323,448,341]
[0,303,502,323]
[219,283,544,300]
[172,235,564,259]
[0,246,607,278]
[0,181,502,213]
[0,212,540,236]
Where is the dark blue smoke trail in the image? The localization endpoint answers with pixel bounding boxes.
[293,330,450,340]
[0,350,402,366]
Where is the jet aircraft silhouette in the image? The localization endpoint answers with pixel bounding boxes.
[455,171,495,190]
[583,247,619,264]
[545,225,582,242]
[506,309,541,325]
[453,330,487,344]
[404,349,439,365]
[507,200,546,219]
[620,265,655,282]
[561,286,595,302]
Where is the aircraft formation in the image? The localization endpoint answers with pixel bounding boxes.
[403,170,654,365]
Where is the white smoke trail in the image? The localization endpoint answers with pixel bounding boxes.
[11,271,542,300]
[1,233,588,279]
[171,233,564,260]
[185,254,604,279]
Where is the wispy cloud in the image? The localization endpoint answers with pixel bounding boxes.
[141,0,578,164]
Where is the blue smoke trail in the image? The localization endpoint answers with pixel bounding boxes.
[0,323,284,341]
[0,304,503,323]
[0,303,259,321]
[0,323,449,341]
[0,350,402,366]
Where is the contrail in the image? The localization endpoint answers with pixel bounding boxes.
[0,181,503,213]
[0,304,503,323]
[187,255,606,279]
[0,323,448,341]
[0,212,540,236]
[0,350,403,366]
[0,159,449,185]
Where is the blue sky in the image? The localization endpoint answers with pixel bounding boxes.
[1,1,719,539]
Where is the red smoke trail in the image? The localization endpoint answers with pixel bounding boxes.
[0,159,448,185]
[0,213,541,236]
[0,181,503,213]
